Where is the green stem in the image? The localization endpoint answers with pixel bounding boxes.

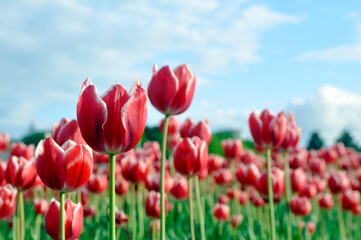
[283,151,292,240]
[194,177,206,240]
[60,192,65,240]
[246,200,255,239]
[137,184,144,239]
[160,115,169,240]
[336,195,346,240]
[13,196,18,240]
[266,148,276,240]
[305,223,310,240]
[188,177,195,240]
[152,220,157,240]
[18,191,24,240]
[230,160,239,215]
[109,153,116,240]
[130,184,137,240]
[219,221,223,237]
[77,190,81,204]
[35,214,41,240]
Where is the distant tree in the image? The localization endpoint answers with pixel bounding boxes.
[336,130,359,151]
[307,132,324,150]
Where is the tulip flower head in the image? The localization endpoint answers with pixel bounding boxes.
[0,162,6,186]
[10,142,34,160]
[45,198,83,240]
[35,138,93,192]
[248,109,287,150]
[0,184,17,220]
[214,203,230,221]
[279,112,301,151]
[145,190,169,219]
[148,64,196,116]
[0,132,9,153]
[6,156,37,191]
[180,118,212,145]
[77,78,148,155]
[257,167,285,202]
[290,196,312,216]
[159,116,179,135]
[221,139,243,160]
[34,198,48,215]
[52,118,86,146]
[173,137,208,177]
[87,174,108,194]
[170,174,189,200]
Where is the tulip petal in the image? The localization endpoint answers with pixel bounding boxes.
[248,113,263,145]
[71,203,84,238]
[148,66,178,114]
[45,199,61,240]
[35,138,66,191]
[121,79,148,152]
[101,84,130,153]
[64,144,93,190]
[77,78,107,153]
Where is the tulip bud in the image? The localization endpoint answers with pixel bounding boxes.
[318,193,334,210]
[34,198,48,215]
[52,118,86,146]
[145,191,169,218]
[342,189,360,211]
[0,162,6,186]
[214,203,230,221]
[87,174,108,194]
[221,139,243,160]
[256,167,284,202]
[231,214,244,228]
[6,156,37,191]
[0,184,17,220]
[214,169,233,186]
[328,171,350,194]
[159,116,179,135]
[290,168,306,193]
[10,142,34,160]
[0,133,9,153]
[84,205,95,218]
[170,174,188,200]
[115,178,129,196]
[208,154,225,173]
[290,196,312,216]
[217,195,229,204]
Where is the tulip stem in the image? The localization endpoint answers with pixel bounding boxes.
[137,184,144,239]
[188,177,196,240]
[283,151,292,240]
[160,115,169,240]
[109,153,116,240]
[219,221,222,236]
[266,148,276,240]
[60,192,65,240]
[35,214,41,240]
[194,177,206,240]
[336,195,346,240]
[13,196,19,240]
[130,184,137,240]
[18,191,25,240]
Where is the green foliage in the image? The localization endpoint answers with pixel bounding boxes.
[307,132,324,150]
[22,131,49,146]
[336,130,359,151]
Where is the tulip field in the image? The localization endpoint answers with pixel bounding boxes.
[1,64,361,240]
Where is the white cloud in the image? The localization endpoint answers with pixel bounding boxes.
[297,44,361,62]
[289,85,361,146]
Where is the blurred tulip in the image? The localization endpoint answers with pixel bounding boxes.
[328,171,350,194]
[52,118,85,146]
[0,184,17,220]
[146,172,173,193]
[342,189,360,211]
[299,183,317,199]
[290,168,306,193]
[217,195,229,204]
[10,142,34,160]
[173,137,208,177]
[244,164,260,186]
[226,188,240,200]
[83,205,95,218]
[115,209,129,227]
[188,119,212,145]
[309,157,326,175]
[231,214,244,228]
[256,167,284,202]
[249,109,287,150]
[145,190,169,218]
[238,192,248,205]
[214,203,230,221]
[6,156,37,191]
[77,78,147,154]
[93,151,109,164]
[150,219,160,233]
[44,198,83,240]
[214,169,233,186]
[318,193,334,210]
[289,148,307,170]
[321,148,338,164]
[0,161,6,186]
[290,196,312,216]
[221,139,243,160]
[35,138,93,192]
[115,178,129,196]
[279,113,301,151]
[121,157,149,184]
[208,154,224,173]
[170,174,188,200]
[81,189,89,206]
[307,221,316,234]
[180,118,193,138]
[0,132,9,152]
[159,116,179,135]
[148,64,196,116]
[87,174,108,194]
[34,198,48,215]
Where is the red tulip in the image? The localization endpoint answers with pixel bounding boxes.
[321,148,338,164]
[44,198,83,240]
[6,156,37,191]
[328,171,350,194]
[309,157,326,175]
[0,133,9,152]
[342,189,360,211]
[307,221,316,234]
[81,189,89,205]
[35,138,93,192]
[159,116,179,135]
[299,183,317,199]
[221,139,243,159]
[145,190,169,218]
[93,151,109,164]
[34,198,48,215]
[10,142,34,160]
[147,64,196,115]
[290,168,306,193]
[173,137,208,177]
[121,157,149,184]
[149,220,160,233]
[84,205,95,218]
[0,161,7,186]
[256,167,284,202]
[290,196,312,216]
[248,109,287,150]
[244,164,260,186]
[52,118,86,146]
[213,169,233,186]
[186,119,212,145]
[279,112,301,151]
[239,151,256,164]
[146,172,174,193]
[238,192,248,205]
[170,174,188,200]
[115,178,129,196]
[143,141,161,160]
[251,195,266,207]
[208,154,224,173]
[115,209,129,227]
[214,203,230,221]
[180,118,193,138]
[289,148,307,170]
[226,188,240,200]
[352,205,361,215]
[318,193,334,210]
[87,174,108,194]
[217,195,229,204]
[77,78,147,154]
[231,214,244,228]
[0,184,17,220]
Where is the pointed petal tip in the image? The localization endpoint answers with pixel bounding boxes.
[153,63,158,74]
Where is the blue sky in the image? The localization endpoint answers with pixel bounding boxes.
[1,0,361,146]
